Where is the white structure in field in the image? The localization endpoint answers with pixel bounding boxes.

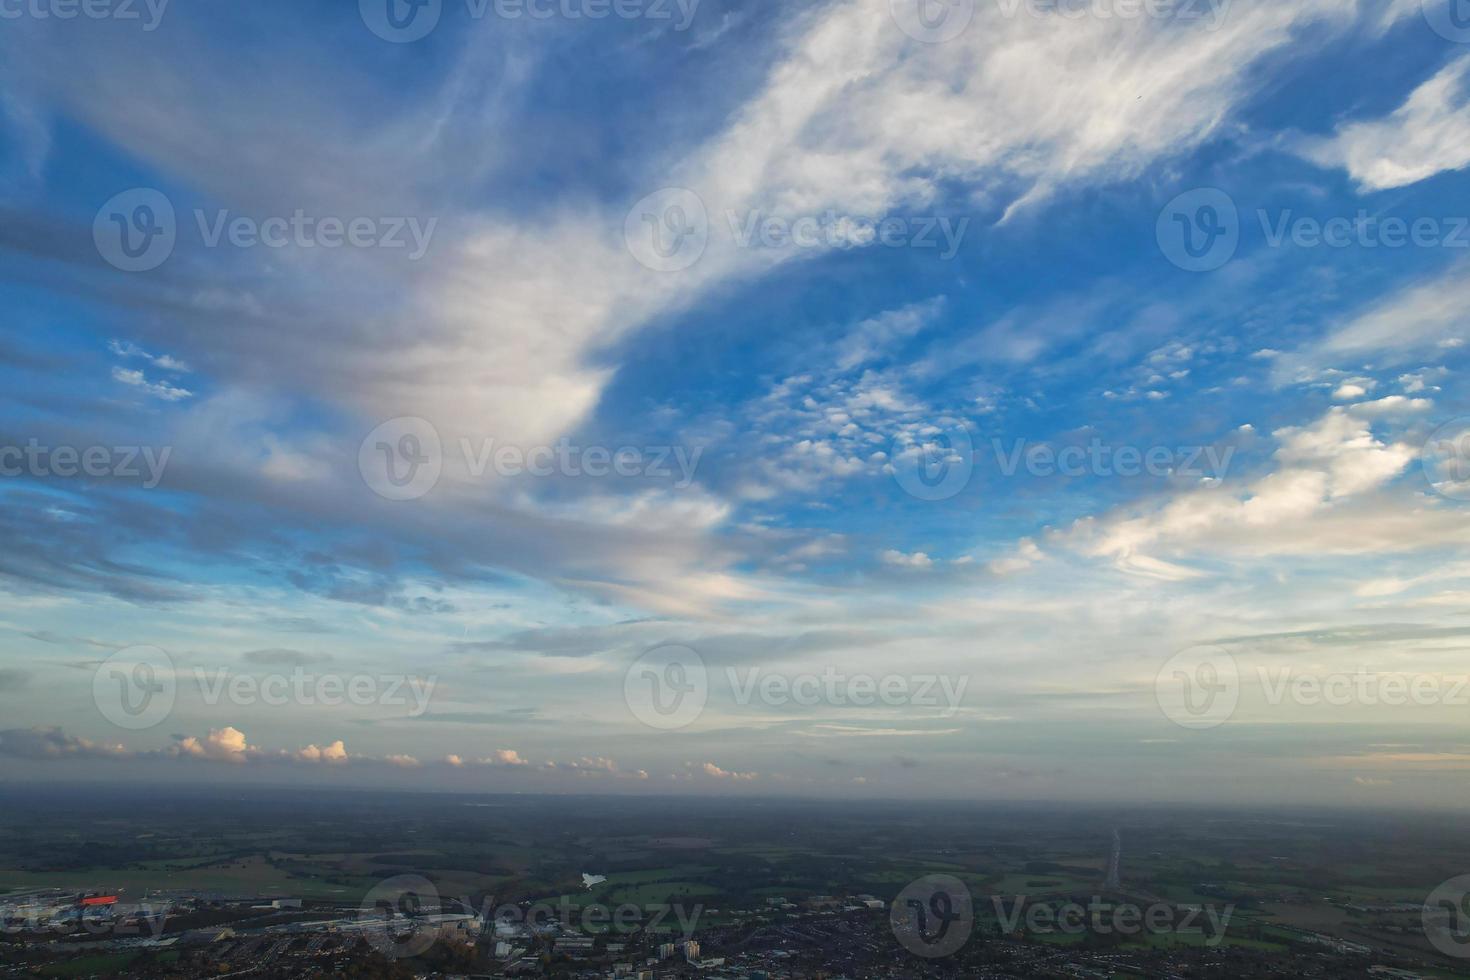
[1105,828,1122,892]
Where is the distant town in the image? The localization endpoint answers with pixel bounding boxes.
[4,788,1468,980]
[3,881,1458,979]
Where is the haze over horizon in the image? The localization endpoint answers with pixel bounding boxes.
[2,0,1470,808]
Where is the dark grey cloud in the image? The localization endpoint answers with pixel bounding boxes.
[0,727,129,760]
[460,623,898,665]
[20,630,125,655]
[0,490,192,604]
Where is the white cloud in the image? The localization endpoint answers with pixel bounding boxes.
[1071,407,1417,571]
[882,549,934,569]
[701,762,758,780]
[296,740,349,764]
[21,0,1390,459]
[1300,55,1470,190]
[109,339,190,373]
[0,0,1416,626]
[567,756,618,773]
[833,298,944,371]
[1346,395,1433,418]
[987,538,1044,576]
[1284,261,1470,373]
[111,367,193,402]
[174,726,253,764]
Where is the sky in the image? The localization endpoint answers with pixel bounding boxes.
[1,0,1469,806]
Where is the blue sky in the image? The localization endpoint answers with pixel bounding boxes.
[2,0,1470,805]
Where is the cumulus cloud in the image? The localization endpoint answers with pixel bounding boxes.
[295,740,349,764]
[173,726,255,764]
[701,762,758,781]
[881,549,933,569]
[0,726,371,766]
[0,729,650,780]
[565,756,619,773]
[987,538,1045,576]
